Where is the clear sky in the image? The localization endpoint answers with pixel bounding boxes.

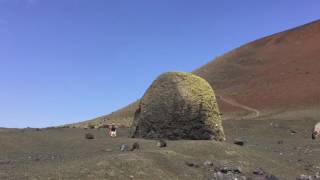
[0,0,319,128]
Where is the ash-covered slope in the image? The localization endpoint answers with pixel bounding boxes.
[194,20,320,116]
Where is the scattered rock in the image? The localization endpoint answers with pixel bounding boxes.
[131,142,140,151]
[85,133,95,139]
[218,166,242,174]
[120,144,130,152]
[265,175,280,180]
[252,168,279,180]
[234,138,245,146]
[277,140,284,144]
[156,139,167,148]
[203,160,214,167]
[296,174,313,180]
[290,129,297,134]
[212,166,246,180]
[253,168,266,175]
[312,122,320,140]
[185,161,199,168]
[130,72,225,140]
[104,149,112,152]
[213,171,246,180]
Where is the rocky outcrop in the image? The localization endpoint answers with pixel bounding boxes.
[130,72,225,140]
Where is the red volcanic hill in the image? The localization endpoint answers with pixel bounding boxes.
[194,20,320,119]
[71,20,320,127]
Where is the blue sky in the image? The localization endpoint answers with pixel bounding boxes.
[0,0,319,128]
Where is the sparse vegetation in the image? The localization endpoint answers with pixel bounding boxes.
[130,72,225,140]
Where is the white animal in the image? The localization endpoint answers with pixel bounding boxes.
[110,131,116,137]
[109,124,117,137]
[312,122,320,139]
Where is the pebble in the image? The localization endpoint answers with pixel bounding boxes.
[234,138,245,146]
[203,160,214,167]
[219,166,242,174]
[131,142,140,151]
[290,129,297,134]
[85,133,95,139]
[296,174,313,180]
[120,144,130,152]
[277,140,284,144]
[185,161,199,168]
[156,139,167,148]
[252,168,279,180]
[253,168,266,175]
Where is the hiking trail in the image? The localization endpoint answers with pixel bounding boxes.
[218,95,260,118]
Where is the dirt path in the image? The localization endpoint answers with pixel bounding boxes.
[218,95,260,119]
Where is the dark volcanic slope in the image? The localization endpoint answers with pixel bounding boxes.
[72,20,320,127]
[2,118,320,179]
[194,20,320,115]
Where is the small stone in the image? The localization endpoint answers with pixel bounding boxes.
[290,129,297,134]
[253,168,266,175]
[105,149,112,152]
[203,160,213,167]
[296,174,313,180]
[252,168,279,180]
[156,139,167,148]
[85,133,95,139]
[234,138,245,146]
[131,142,140,151]
[120,144,130,152]
[277,140,284,144]
[266,174,280,180]
[219,166,242,174]
[185,161,198,168]
[213,171,246,180]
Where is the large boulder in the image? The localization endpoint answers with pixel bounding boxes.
[130,72,225,140]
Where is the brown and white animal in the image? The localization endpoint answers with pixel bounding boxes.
[109,124,117,137]
[312,122,320,140]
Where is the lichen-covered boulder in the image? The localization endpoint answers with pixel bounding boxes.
[130,72,225,141]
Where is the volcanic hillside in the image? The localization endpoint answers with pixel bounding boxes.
[71,20,320,128]
[194,20,320,119]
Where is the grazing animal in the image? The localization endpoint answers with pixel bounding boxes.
[100,124,118,137]
[109,124,117,137]
[312,122,320,140]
